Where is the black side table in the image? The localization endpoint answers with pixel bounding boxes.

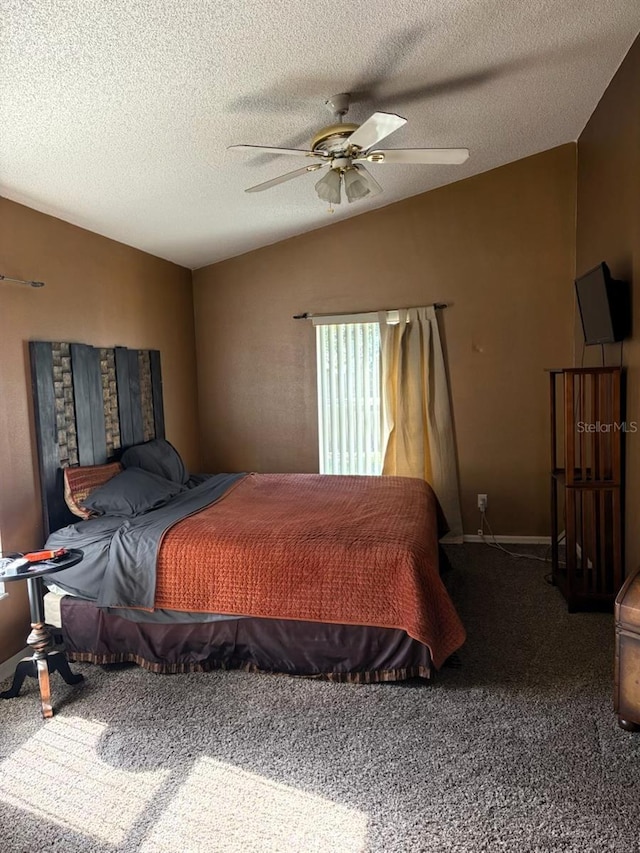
[0,549,84,718]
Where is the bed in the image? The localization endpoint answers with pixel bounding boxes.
[30,339,466,683]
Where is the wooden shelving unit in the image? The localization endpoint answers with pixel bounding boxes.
[549,367,624,611]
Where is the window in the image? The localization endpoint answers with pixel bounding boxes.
[315,321,382,475]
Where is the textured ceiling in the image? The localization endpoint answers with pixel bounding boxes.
[1,1,639,270]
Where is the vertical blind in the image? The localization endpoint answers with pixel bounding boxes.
[316,322,382,475]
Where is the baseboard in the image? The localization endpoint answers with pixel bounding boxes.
[463,535,551,545]
[0,647,29,682]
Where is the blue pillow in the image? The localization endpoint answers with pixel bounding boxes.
[82,467,185,517]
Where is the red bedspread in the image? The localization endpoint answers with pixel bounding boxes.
[154,473,465,668]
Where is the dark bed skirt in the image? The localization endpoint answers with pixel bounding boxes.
[60,597,432,683]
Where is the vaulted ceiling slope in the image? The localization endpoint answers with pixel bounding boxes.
[1,1,639,269]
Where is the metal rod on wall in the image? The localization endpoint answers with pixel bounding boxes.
[0,274,45,288]
[293,303,448,320]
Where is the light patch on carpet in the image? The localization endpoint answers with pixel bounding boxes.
[140,756,369,853]
[0,715,169,845]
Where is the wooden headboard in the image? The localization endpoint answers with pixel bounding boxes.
[30,341,165,537]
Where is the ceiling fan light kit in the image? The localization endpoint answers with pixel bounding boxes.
[343,165,382,202]
[315,168,341,204]
[229,93,469,205]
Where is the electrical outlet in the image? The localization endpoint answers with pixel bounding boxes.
[477,494,488,512]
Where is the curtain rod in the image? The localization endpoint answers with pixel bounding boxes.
[0,274,45,288]
[293,303,448,320]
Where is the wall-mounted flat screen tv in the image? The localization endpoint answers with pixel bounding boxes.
[575,262,630,345]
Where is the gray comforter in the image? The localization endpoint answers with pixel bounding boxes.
[45,472,245,621]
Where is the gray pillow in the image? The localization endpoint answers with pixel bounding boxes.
[121,439,188,484]
[82,467,185,517]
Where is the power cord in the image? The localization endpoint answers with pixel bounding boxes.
[477,510,565,571]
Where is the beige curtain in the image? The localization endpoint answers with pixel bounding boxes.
[379,306,463,542]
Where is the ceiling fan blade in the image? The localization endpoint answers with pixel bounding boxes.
[347,112,407,152]
[229,144,324,158]
[363,148,470,165]
[244,163,325,193]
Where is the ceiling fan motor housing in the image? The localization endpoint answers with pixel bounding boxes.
[310,123,360,155]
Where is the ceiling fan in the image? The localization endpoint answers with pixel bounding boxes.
[228,93,469,205]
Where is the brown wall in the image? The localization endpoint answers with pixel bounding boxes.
[193,145,576,537]
[0,198,200,662]
[576,36,640,574]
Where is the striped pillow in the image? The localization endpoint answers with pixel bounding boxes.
[64,462,123,519]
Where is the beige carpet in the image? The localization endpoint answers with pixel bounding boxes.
[0,544,638,852]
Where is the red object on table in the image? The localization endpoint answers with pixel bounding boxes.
[23,548,67,563]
